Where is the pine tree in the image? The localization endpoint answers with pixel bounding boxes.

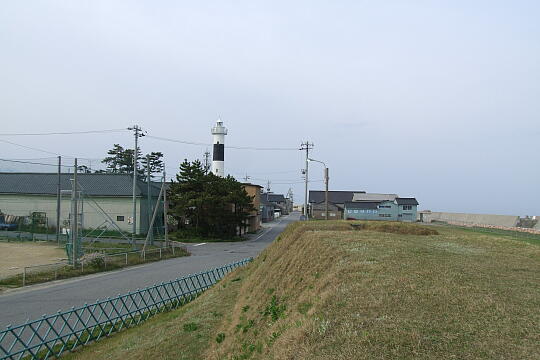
[168,160,254,239]
[101,144,163,178]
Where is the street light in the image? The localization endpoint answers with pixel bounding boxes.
[308,158,329,220]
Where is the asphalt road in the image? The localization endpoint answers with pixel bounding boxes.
[0,213,299,328]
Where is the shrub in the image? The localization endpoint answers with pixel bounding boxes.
[80,253,106,269]
[262,295,286,321]
[216,333,226,343]
[183,322,199,332]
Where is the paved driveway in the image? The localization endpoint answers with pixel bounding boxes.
[0,213,299,328]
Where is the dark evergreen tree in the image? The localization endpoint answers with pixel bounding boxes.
[168,159,254,239]
[102,144,126,173]
[101,144,163,177]
[141,152,164,177]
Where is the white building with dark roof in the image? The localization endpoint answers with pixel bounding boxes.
[0,172,162,234]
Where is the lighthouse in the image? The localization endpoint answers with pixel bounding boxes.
[211,118,227,177]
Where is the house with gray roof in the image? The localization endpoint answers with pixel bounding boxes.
[0,172,162,234]
[352,193,398,202]
[261,193,291,215]
[308,190,366,219]
[260,196,275,223]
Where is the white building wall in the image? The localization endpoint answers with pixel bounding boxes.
[0,194,145,233]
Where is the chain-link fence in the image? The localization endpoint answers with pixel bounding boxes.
[0,258,252,360]
[0,246,188,288]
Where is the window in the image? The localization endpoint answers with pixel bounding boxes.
[354,210,359,213]
[379,214,392,218]
[117,216,125,222]
[360,210,365,213]
[348,210,353,214]
[402,205,412,211]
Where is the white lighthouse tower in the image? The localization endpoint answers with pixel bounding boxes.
[211,118,227,177]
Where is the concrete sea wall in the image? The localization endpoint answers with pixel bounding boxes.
[419,211,520,228]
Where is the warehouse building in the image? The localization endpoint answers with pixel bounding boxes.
[0,172,162,234]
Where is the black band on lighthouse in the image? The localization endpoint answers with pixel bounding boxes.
[213,144,224,161]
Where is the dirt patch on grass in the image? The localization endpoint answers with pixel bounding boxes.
[351,221,439,235]
[0,242,66,278]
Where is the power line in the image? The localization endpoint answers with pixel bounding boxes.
[0,138,101,161]
[0,128,128,136]
[0,158,74,168]
[0,138,62,156]
[230,169,300,175]
[146,135,209,147]
[227,145,299,151]
[2,157,58,161]
[146,135,297,151]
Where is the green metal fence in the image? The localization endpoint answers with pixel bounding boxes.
[0,258,252,360]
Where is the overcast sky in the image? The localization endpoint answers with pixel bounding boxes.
[1,1,539,215]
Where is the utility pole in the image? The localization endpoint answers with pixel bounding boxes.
[243,174,251,182]
[266,180,271,193]
[163,168,169,247]
[203,149,211,174]
[287,188,294,214]
[300,141,314,218]
[56,156,61,246]
[307,157,328,220]
[324,167,329,220]
[128,125,144,248]
[70,158,78,266]
[146,154,153,245]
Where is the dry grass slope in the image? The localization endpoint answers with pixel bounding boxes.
[68,221,540,360]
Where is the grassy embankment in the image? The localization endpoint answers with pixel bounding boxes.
[66,221,539,360]
[437,223,540,246]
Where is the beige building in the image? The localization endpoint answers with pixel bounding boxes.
[0,173,162,234]
[242,183,262,233]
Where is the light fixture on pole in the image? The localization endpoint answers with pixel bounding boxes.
[308,158,329,220]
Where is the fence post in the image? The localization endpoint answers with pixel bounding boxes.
[159,248,162,259]
[172,246,175,255]
[22,267,26,287]
[125,252,128,265]
[104,256,107,269]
